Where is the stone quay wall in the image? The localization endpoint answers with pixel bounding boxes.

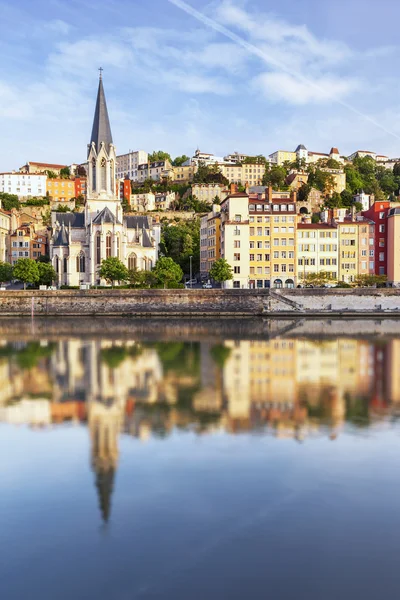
[1,288,400,317]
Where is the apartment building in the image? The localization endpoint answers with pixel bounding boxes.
[220,192,250,289]
[0,173,46,198]
[172,164,196,182]
[0,205,12,262]
[9,226,47,264]
[269,199,297,288]
[74,177,87,199]
[387,207,400,286]
[269,145,344,166]
[338,219,375,282]
[297,223,338,282]
[362,201,399,276]
[192,183,227,204]
[219,162,266,186]
[200,205,221,278]
[155,192,175,210]
[130,192,156,212]
[19,162,67,175]
[46,178,75,202]
[116,150,148,181]
[137,160,172,183]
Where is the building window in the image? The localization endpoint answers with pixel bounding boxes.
[76,254,85,273]
[101,158,107,190]
[106,233,112,258]
[233,281,240,288]
[379,252,385,261]
[92,158,96,190]
[63,257,67,273]
[128,253,137,270]
[116,235,120,258]
[96,233,101,264]
[234,266,240,274]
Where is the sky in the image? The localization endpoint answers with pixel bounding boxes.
[1,0,400,169]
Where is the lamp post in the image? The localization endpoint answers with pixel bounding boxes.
[190,255,193,289]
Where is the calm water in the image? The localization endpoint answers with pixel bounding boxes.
[1,320,400,600]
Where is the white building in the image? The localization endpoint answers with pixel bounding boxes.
[130,192,156,212]
[191,149,226,166]
[116,150,148,182]
[50,74,159,286]
[354,191,371,211]
[0,172,46,198]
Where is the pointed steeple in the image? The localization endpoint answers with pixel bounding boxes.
[89,69,113,154]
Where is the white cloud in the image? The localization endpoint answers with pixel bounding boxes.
[253,72,360,105]
[43,19,71,36]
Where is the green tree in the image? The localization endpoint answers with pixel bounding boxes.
[325,158,343,169]
[340,189,354,208]
[209,258,233,284]
[153,257,183,288]
[242,155,267,165]
[262,165,287,189]
[160,218,200,274]
[193,162,229,186]
[0,192,20,211]
[149,151,172,163]
[13,258,40,289]
[302,271,336,287]
[0,261,13,285]
[46,170,57,179]
[210,344,232,368]
[297,183,311,202]
[354,274,387,287]
[308,168,335,194]
[127,268,157,288]
[38,262,57,286]
[53,204,71,213]
[99,257,128,287]
[172,155,189,167]
[60,167,70,178]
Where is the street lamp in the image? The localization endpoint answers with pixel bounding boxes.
[190,255,193,289]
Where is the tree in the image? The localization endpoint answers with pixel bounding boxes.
[149,150,172,164]
[209,258,233,284]
[301,271,336,287]
[160,219,200,274]
[76,165,87,177]
[393,162,400,177]
[0,261,13,285]
[13,258,39,289]
[172,155,189,167]
[153,257,183,288]
[340,189,353,208]
[297,183,311,202]
[38,262,57,286]
[99,257,128,287]
[127,268,157,288]
[193,162,229,185]
[46,170,57,179]
[60,167,70,179]
[54,205,71,213]
[262,165,287,189]
[0,192,20,211]
[242,155,268,165]
[354,274,387,287]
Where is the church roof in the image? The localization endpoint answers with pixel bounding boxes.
[125,215,152,229]
[142,228,153,248]
[55,212,85,228]
[89,75,113,154]
[53,224,69,246]
[92,206,120,224]
[296,144,307,151]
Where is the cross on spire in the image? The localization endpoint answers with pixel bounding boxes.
[99,67,103,80]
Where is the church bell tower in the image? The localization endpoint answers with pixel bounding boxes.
[87,69,117,201]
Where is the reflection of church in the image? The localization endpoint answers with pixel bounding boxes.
[50,73,159,286]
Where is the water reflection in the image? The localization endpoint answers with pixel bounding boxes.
[1,331,400,523]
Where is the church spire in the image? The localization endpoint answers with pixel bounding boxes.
[89,69,113,154]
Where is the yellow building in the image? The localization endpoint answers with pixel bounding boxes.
[338,220,375,283]
[269,150,296,165]
[172,164,196,182]
[46,178,75,202]
[220,192,250,288]
[269,199,297,288]
[387,207,400,286]
[192,183,227,204]
[219,162,266,186]
[200,205,221,277]
[0,205,12,263]
[297,223,338,282]
[248,197,271,289]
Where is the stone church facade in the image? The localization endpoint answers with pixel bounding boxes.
[50,74,159,286]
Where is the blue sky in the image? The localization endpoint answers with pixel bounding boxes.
[1,0,400,170]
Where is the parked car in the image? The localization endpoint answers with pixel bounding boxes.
[185,279,197,288]
[202,282,212,289]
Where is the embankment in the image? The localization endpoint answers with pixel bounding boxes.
[1,288,400,317]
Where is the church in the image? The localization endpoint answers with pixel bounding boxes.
[50,73,159,286]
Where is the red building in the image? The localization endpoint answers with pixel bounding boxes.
[119,177,131,202]
[362,201,391,276]
[74,177,87,199]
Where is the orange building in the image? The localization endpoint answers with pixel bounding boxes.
[46,178,75,202]
[9,226,47,263]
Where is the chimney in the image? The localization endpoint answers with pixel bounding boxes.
[245,181,249,194]
[267,185,273,203]
[230,183,237,195]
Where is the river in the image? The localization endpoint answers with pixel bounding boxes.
[1,319,400,599]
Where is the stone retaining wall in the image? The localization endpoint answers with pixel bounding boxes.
[0,288,400,317]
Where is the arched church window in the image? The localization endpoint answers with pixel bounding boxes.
[55,256,59,274]
[106,232,112,259]
[92,158,96,191]
[101,158,107,190]
[128,253,137,271]
[76,253,85,273]
[63,257,68,273]
[116,234,120,258]
[96,233,101,264]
